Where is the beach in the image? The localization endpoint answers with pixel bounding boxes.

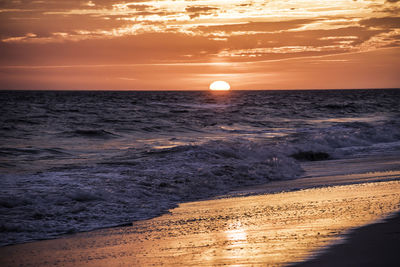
[1,162,399,266]
[1,0,400,264]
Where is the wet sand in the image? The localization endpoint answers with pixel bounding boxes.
[1,177,400,266]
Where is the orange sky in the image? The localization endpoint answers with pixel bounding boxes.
[0,0,399,90]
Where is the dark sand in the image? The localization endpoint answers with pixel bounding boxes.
[293,212,400,267]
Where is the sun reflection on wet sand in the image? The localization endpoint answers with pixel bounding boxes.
[225,222,247,242]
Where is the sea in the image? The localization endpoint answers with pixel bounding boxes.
[1,89,400,246]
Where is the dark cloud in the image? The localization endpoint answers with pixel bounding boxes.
[360,17,400,29]
[124,4,152,11]
[0,0,91,10]
[185,6,219,19]
[185,6,218,13]
[0,0,140,10]
[380,6,400,14]
[0,12,127,39]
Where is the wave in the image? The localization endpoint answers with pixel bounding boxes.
[0,147,68,157]
[0,138,303,246]
[61,129,119,139]
[285,119,400,158]
[3,118,40,125]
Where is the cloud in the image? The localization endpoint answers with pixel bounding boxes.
[0,32,224,66]
[360,17,400,29]
[0,22,392,65]
[196,19,317,33]
[185,6,218,19]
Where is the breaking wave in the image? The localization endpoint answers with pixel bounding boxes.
[0,138,302,245]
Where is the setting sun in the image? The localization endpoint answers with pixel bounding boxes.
[209,81,231,91]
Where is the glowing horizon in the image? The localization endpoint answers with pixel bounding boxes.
[0,0,399,90]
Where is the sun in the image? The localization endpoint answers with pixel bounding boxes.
[209,81,231,91]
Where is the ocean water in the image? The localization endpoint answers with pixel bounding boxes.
[1,89,399,246]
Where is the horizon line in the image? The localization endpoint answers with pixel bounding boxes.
[1,88,399,92]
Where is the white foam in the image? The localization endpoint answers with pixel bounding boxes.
[0,138,304,246]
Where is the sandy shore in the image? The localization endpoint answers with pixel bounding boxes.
[1,173,400,266]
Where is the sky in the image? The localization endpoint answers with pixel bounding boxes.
[0,0,399,90]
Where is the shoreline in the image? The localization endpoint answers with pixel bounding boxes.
[1,177,399,266]
[228,154,400,196]
[2,155,399,248]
